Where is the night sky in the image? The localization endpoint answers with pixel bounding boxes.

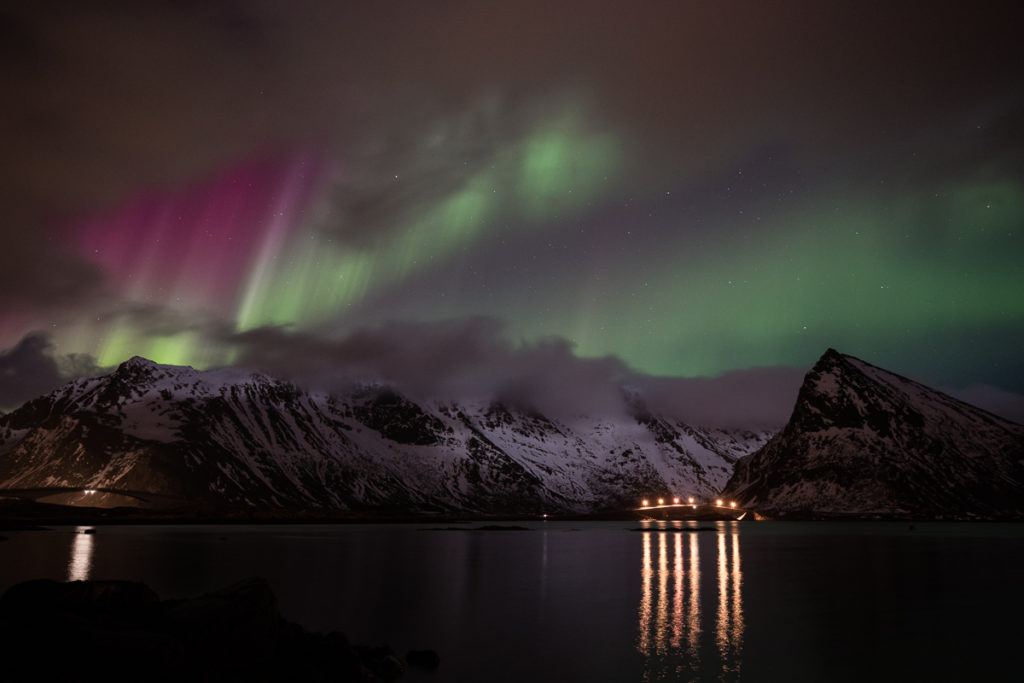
[2,1,1023,424]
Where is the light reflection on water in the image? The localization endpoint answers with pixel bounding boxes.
[67,527,94,581]
[688,529,701,663]
[637,521,743,681]
[716,526,743,673]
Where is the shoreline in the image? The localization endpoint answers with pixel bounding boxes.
[4,493,1023,527]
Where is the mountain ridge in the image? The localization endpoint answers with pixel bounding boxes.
[0,357,770,514]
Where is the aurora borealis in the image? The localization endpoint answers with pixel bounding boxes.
[2,1,1023,423]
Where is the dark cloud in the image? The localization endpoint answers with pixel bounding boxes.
[0,332,99,411]
[226,317,804,426]
[632,368,806,431]
[7,321,1018,430]
[225,318,1024,428]
[228,317,631,418]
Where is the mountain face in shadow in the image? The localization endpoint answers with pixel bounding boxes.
[723,349,1024,518]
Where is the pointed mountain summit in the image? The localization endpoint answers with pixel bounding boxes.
[722,349,1024,517]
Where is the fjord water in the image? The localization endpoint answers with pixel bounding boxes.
[2,521,1022,682]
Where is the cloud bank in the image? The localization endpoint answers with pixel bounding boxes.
[0,333,99,411]
[224,317,804,427]
[5,321,1023,429]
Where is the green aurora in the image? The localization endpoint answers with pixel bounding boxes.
[2,1,1023,416]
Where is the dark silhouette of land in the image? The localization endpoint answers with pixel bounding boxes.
[0,577,437,682]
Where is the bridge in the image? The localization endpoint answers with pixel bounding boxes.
[0,487,188,509]
[635,498,750,520]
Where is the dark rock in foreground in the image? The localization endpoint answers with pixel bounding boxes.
[0,577,414,682]
[406,649,441,669]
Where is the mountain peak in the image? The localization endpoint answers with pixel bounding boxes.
[121,356,158,369]
[111,356,162,381]
[723,350,1024,517]
[810,347,864,374]
[113,356,201,382]
[104,356,203,397]
[818,347,844,361]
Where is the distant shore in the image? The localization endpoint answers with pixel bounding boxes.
[2,496,1021,527]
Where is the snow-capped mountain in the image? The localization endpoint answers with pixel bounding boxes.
[0,357,770,513]
[722,349,1024,518]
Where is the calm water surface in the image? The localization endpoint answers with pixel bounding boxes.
[2,520,1022,682]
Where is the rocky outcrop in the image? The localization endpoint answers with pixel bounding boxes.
[0,577,413,682]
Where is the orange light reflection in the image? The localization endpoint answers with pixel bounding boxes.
[656,532,668,653]
[637,522,743,678]
[638,532,652,654]
[68,527,94,582]
[671,532,683,649]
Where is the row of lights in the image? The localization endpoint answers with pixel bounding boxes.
[640,497,738,509]
[641,496,692,506]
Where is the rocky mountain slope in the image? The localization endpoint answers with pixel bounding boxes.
[722,349,1024,517]
[0,357,769,513]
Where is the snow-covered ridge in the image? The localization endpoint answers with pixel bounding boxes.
[0,357,771,512]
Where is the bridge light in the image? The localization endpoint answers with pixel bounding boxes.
[673,497,680,504]
[642,499,649,507]
[715,499,723,506]
[657,498,664,505]
[730,501,737,508]
[687,497,694,504]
